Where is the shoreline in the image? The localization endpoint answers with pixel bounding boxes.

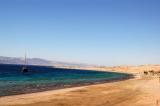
[0,72,133,97]
[0,75,135,106]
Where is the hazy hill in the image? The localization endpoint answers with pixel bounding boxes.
[0,56,88,67]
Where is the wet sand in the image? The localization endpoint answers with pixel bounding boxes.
[0,74,160,106]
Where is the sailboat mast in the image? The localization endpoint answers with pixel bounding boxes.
[24,52,27,66]
[22,52,29,72]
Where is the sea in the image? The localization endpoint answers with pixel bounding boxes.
[0,64,131,96]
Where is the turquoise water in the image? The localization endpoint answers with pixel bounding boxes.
[0,64,130,96]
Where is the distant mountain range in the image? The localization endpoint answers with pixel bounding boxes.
[0,56,89,67]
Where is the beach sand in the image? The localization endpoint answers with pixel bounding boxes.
[0,74,160,106]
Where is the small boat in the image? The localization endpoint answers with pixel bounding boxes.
[22,66,28,72]
[22,53,29,73]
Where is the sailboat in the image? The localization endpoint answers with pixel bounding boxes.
[22,53,29,72]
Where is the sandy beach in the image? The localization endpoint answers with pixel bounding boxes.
[0,72,160,106]
[0,0,159,105]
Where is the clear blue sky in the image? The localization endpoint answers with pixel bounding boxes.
[0,0,160,66]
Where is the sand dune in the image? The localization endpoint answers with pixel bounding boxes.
[75,65,160,74]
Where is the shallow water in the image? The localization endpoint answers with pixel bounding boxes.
[0,64,130,96]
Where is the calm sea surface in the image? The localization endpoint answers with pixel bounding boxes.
[0,64,130,96]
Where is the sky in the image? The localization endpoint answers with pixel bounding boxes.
[0,0,160,66]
